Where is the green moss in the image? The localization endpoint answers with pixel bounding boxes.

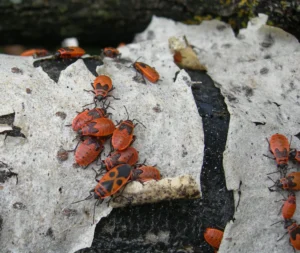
[184,0,260,30]
[96,10,112,19]
[184,14,216,25]
[58,5,68,13]
[228,18,236,28]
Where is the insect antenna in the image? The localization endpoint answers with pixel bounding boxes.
[126,56,142,68]
[93,198,104,224]
[270,220,284,226]
[82,102,96,108]
[132,119,146,128]
[71,192,93,204]
[267,170,280,175]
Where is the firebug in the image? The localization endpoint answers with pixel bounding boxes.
[78,117,115,137]
[20,49,49,58]
[112,107,145,151]
[269,172,300,191]
[54,46,85,59]
[103,47,121,58]
[74,136,105,167]
[290,149,300,163]
[72,164,133,223]
[85,75,119,104]
[204,228,224,252]
[132,165,161,183]
[133,61,160,83]
[102,147,139,171]
[281,192,296,219]
[71,106,110,132]
[284,219,300,250]
[265,133,290,175]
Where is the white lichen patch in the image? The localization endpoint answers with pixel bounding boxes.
[0,33,203,252]
[3,12,297,253]
[0,57,102,253]
[133,14,300,253]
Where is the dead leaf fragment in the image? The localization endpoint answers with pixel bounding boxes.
[169,36,207,71]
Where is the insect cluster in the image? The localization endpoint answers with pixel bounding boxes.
[267,133,300,250]
[20,46,160,83]
[53,46,162,223]
[24,45,220,248]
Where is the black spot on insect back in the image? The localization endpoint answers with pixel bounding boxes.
[116,179,123,186]
[98,180,114,196]
[119,122,134,135]
[116,164,132,178]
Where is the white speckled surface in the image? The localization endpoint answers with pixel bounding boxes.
[0,33,203,252]
[134,14,300,252]
[2,13,299,253]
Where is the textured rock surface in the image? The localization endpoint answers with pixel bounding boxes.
[132,14,300,253]
[0,35,203,252]
[2,12,299,253]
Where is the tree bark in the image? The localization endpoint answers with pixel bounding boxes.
[0,1,299,49]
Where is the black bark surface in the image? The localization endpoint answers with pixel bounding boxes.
[1,0,299,48]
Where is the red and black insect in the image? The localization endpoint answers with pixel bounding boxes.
[132,60,160,83]
[269,172,300,191]
[132,165,161,183]
[72,164,133,223]
[54,46,85,59]
[94,164,132,199]
[102,147,139,171]
[20,49,49,58]
[78,117,115,137]
[73,136,105,167]
[281,192,296,219]
[85,75,119,104]
[112,107,145,151]
[284,219,300,250]
[103,47,121,58]
[265,133,290,175]
[204,228,224,252]
[290,149,300,163]
[71,106,110,132]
